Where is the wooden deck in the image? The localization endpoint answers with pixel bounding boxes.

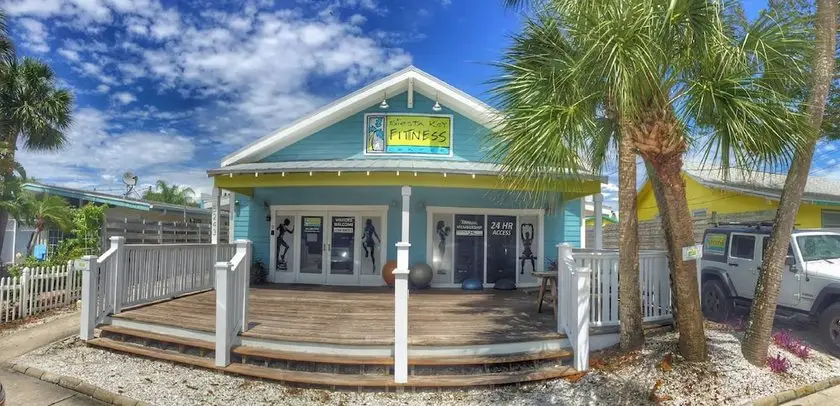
[112,285,561,346]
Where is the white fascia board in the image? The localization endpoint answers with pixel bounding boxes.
[220,67,502,167]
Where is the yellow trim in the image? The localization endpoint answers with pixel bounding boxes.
[213,172,600,198]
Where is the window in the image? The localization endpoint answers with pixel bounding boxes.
[730,234,756,260]
[822,210,840,228]
[795,234,840,261]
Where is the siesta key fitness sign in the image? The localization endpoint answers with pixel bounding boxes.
[364,113,453,156]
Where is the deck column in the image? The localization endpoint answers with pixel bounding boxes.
[109,237,126,314]
[394,185,411,384]
[593,193,604,249]
[215,260,233,367]
[79,255,98,341]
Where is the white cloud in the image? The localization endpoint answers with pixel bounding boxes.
[96,84,110,93]
[112,91,137,105]
[601,182,619,193]
[441,0,452,6]
[18,107,198,188]
[16,18,50,53]
[58,47,80,61]
[349,14,366,25]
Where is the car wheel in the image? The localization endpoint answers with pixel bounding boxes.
[818,303,840,354]
[702,280,732,322]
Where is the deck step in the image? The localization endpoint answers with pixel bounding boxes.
[100,325,215,351]
[232,345,572,366]
[87,337,578,388]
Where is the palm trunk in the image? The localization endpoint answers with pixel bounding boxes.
[618,128,644,350]
[646,155,707,361]
[27,228,39,257]
[644,161,679,328]
[742,0,837,366]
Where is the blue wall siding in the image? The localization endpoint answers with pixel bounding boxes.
[261,92,490,163]
[235,186,583,267]
[561,199,582,248]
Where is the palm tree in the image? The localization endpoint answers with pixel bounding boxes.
[493,0,808,361]
[11,192,73,256]
[142,180,197,206]
[742,0,837,366]
[0,13,74,257]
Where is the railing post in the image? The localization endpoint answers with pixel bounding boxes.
[557,244,574,333]
[572,265,591,371]
[593,193,604,250]
[236,239,252,333]
[215,260,233,367]
[19,267,30,318]
[110,236,126,314]
[394,242,410,384]
[79,255,98,340]
[393,185,411,385]
[64,260,73,305]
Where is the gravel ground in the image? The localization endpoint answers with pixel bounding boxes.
[0,303,78,338]
[14,323,840,406]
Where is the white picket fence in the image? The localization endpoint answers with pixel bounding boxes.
[0,263,82,324]
[572,248,672,327]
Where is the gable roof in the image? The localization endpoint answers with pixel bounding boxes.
[220,66,501,167]
[683,164,840,204]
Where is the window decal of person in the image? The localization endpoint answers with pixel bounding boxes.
[436,220,451,260]
[362,219,381,273]
[276,218,294,270]
[520,223,536,274]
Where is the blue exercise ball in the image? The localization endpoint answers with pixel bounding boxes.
[494,278,516,290]
[409,262,433,289]
[462,278,483,291]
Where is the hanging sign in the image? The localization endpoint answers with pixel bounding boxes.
[365,114,452,156]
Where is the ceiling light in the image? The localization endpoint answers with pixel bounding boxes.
[379,92,389,109]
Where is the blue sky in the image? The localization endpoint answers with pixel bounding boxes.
[4,0,839,210]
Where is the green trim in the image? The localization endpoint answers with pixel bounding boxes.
[24,183,151,211]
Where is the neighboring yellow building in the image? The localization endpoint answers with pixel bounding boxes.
[637,165,840,229]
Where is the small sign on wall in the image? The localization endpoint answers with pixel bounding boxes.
[682,244,703,261]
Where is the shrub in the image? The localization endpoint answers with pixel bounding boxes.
[767,353,791,373]
[772,330,811,359]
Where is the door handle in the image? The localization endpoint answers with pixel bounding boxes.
[728,263,739,267]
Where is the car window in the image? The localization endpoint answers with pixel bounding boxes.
[730,234,756,260]
[796,234,840,261]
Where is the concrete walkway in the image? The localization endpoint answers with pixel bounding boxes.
[782,385,840,406]
[0,312,103,405]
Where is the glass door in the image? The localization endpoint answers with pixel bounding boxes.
[270,211,297,283]
[297,213,326,284]
[327,213,359,285]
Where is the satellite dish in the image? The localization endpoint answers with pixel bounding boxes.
[122,171,138,198]
[122,171,138,186]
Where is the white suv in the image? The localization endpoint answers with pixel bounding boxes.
[700,224,840,352]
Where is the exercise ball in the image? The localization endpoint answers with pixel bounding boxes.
[409,263,433,289]
[494,278,516,290]
[462,278,483,291]
[382,260,398,286]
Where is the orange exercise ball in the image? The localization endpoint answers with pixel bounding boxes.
[382,260,398,286]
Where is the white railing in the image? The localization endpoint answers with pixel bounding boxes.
[572,248,672,327]
[118,243,235,310]
[80,236,239,341]
[215,239,252,367]
[0,263,82,324]
[558,244,591,371]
